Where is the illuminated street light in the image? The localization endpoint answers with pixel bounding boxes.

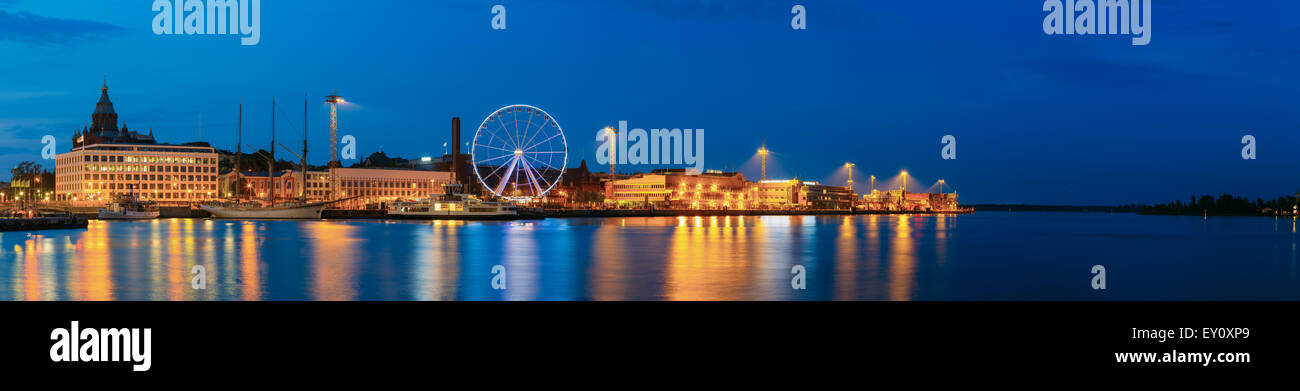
[844,162,855,187]
[604,126,617,176]
[758,142,770,181]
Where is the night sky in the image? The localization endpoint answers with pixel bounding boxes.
[2,0,1298,205]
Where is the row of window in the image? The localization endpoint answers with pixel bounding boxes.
[62,165,215,174]
[74,155,215,164]
[77,174,216,182]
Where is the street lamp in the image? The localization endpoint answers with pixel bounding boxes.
[603,126,617,176]
[844,163,855,187]
[758,143,770,181]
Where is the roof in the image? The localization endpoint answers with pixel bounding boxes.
[222,170,295,178]
[93,83,115,115]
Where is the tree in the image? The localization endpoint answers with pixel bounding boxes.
[10,161,42,182]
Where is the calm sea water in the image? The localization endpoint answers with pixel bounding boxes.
[1,212,1297,301]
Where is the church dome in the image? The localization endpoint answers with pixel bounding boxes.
[93,82,115,116]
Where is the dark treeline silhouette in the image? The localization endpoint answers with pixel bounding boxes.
[1116,193,1299,216]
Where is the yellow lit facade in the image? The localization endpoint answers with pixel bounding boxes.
[329,167,452,209]
[606,169,752,209]
[755,179,855,210]
[55,143,219,204]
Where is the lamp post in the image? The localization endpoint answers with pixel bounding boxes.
[899,170,908,209]
[844,162,854,187]
[758,143,770,181]
[870,175,876,193]
[604,126,618,176]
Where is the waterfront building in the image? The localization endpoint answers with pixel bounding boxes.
[219,167,451,208]
[605,169,751,209]
[803,182,856,210]
[218,170,300,201]
[862,189,959,212]
[328,167,452,209]
[304,170,332,201]
[55,81,218,204]
[754,179,855,210]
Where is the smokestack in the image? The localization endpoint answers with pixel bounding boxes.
[451,117,461,184]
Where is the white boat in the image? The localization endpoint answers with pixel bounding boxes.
[98,194,160,220]
[199,201,328,219]
[388,184,519,220]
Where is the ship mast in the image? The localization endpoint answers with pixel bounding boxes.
[301,94,308,203]
[270,97,276,204]
[235,102,241,200]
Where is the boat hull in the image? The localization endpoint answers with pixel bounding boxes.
[199,204,326,219]
[97,209,160,220]
[387,211,523,220]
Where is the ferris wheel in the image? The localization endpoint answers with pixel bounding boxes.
[471,104,568,200]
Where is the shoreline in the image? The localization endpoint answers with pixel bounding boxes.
[44,208,973,222]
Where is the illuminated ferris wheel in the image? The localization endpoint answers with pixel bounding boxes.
[471,104,568,200]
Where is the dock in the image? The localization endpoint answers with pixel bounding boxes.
[0,217,89,232]
[538,209,973,218]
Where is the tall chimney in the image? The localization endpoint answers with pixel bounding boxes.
[451,117,461,184]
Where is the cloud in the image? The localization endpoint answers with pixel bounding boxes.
[0,10,122,46]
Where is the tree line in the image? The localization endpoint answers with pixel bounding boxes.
[1116,193,1298,215]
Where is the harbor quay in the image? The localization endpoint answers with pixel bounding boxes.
[2,82,965,226]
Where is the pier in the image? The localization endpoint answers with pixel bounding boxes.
[0,217,89,232]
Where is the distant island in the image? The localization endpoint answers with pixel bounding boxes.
[974,193,1300,216]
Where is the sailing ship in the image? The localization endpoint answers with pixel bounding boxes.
[200,96,337,220]
[200,199,329,219]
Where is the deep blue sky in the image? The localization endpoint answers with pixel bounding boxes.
[2,0,1298,205]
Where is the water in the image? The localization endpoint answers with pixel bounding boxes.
[1,212,1297,301]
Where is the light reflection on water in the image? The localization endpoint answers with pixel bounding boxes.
[1,213,1299,301]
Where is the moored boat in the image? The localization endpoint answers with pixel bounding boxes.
[98,194,160,220]
[199,201,329,219]
[388,184,519,220]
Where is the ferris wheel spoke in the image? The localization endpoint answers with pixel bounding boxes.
[520,154,557,192]
[522,108,537,148]
[512,109,523,149]
[518,116,550,151]
[489,115,522,149]
[518,158,546,195]
[493,156,520,196]
[474,105,567,199]
[483,122,519,149]
[522,152,561,173]
[474,143,517,154]
[474,153,514,164]
[522,132,562,152]
[483,162,509,181]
